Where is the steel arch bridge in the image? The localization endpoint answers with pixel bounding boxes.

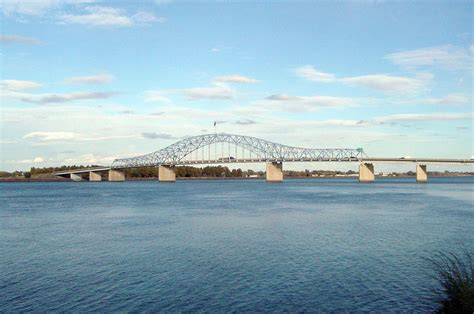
[111,133,366,169]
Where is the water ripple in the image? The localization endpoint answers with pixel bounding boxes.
[0,178,472,311]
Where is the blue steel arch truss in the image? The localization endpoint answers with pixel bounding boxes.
[111,133,366,169]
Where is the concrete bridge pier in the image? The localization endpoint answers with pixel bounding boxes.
[416,164,427,183]
[159,165,176,182]
[359,162,375,183]
[70,173,82,181]
[266,161,283,182]
[108,170,125,182]
[89,171,102,182]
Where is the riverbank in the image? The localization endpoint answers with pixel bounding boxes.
[1,174,473,182]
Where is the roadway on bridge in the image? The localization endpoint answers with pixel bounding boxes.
[52,133,473,183]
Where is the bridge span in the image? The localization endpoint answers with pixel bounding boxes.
[53,133,473,183]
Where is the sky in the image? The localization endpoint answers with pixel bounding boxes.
[0,0,473,172]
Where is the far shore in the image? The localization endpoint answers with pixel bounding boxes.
[1,174,473,183]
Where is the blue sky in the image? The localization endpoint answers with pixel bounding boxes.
[0,0,473,171]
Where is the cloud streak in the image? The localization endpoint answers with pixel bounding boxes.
[385,45,473,70]
[182,84,233,100]
[214,75,259,84]
[293,65,336,82]
[265,94,357,111]
[234,119,257,125]
[64,73,114,85]
[144,91,171,103]
[425,93,469,106]
[59,6,165,27]
[154,74,258,101]
[0,35,41,44]
[23,131,137,142]
[1,79,43,90]
[3,90,117,104]
[341,73,432,93]
[376,112,473,123]
[141,132,178,139]
[294,65,432,93]
[0,0,58,16]
[23,131,79,141]
[11,156,45,164]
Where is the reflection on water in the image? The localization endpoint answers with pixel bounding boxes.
[1,177,473,311]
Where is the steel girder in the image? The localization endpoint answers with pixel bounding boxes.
[111,133,365,169]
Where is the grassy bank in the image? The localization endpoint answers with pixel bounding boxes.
[430,251,474,313]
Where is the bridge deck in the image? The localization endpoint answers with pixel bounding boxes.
[178,157,360,165]
[361,158,473,164]
[54,167,111,176]
[53,157,473,176]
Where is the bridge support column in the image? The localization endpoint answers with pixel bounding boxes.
[159,165,176,182]
[108,170,125,182]
[70,173,82,182]
[89,171,102,182]
[416,164,427,183]
[359,162,374,183]
[266,162,283,183]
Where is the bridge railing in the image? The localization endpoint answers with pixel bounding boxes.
[111,133,365,169]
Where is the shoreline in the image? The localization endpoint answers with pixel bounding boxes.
[1,174,473,182]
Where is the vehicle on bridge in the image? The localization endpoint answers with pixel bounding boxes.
[53,133,473,184]
[218,157,236,161]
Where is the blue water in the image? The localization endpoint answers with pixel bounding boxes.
[1,177,473,311]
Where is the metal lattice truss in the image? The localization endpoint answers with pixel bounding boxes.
[111,133,366,169]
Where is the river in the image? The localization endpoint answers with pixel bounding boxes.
[1,177,472,311]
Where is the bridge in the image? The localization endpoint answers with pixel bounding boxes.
[53,133,473,183]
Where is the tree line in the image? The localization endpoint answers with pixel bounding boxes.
[123,166,258,178]
[0,165,472,180]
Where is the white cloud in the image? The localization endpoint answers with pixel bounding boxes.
[59,6,165,27]
[0,1,164,26]
[385,45,472,70]
[0,0,95,16]
[62,153,117,165]
[146,78,249,102]
[0,35,41,44]
[144,91,171,103]
[294,65,336,82]
[0,0,59,16]
[376,112,473,123]
[0,80,43,90]
[2,102,473,171]
[0,140,17,144]
[234,119,257,125]
[141,132,178,139]
[33,156,44,162]
[311,119,370,127]
[59,6,132,26]
[182,84,234,100]
[132,11,166,24]
[12,156,45,164]
[294,64,432,93]
[425,93,469,106]
[23,131,137,143]
[154,104,231,120]
[214,75,259,84]
[64,73,114,85]
[2,90,117,104]
[265,94,356,111]
[341,73,432,93]
[23,131,80,141]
